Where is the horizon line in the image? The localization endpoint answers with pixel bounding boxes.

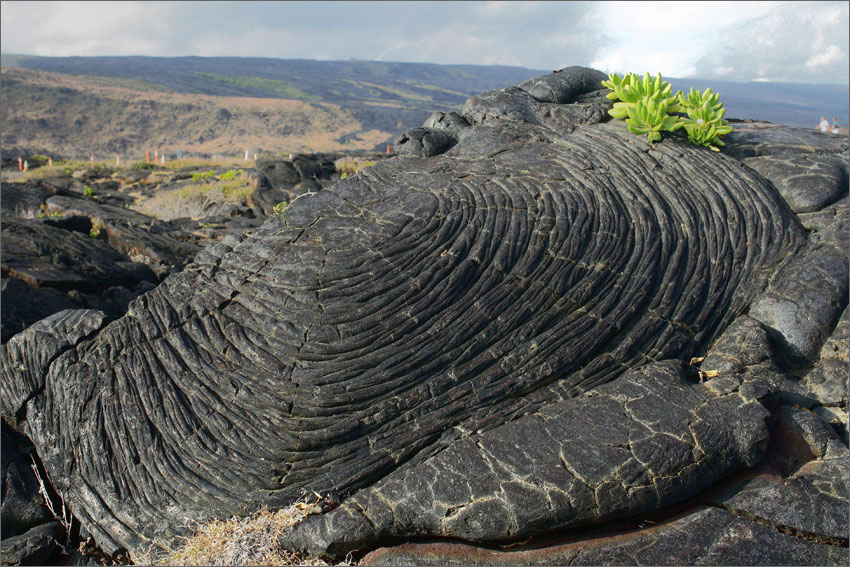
[2,53,849,88]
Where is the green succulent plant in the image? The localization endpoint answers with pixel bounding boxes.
[679,99,733,151]
[601,72,681,120]
[677,86,723,112]
[602,73,732,150]
[625,98,684,142]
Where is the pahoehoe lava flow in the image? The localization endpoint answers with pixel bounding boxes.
[1,67,811,559]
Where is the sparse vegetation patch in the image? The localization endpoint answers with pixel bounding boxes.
[134,497,351,566]
[131,161,163,171]
[191,169,217,182]
[195,72,315,100]
[131,170,256,221]
[334,157,375,178]
[219,169,243,182]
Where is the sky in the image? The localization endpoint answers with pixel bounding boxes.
[1,1,848,84]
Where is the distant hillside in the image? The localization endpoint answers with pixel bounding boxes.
[1,55,847,160]
[1,66,391,159]
[1,55,546,159]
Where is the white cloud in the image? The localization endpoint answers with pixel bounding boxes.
[192,27,293,58]
[586,1,848,84]
[2,1,177,56]
[587,1,783,77]
[694,1,849,83]
[806,44,845,69]
[1,1,847,84]
[371,3,602,68]
[472,1,545,17]
[712,65,735,77]
[376,23,524,66]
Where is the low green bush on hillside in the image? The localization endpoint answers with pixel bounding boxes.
[219,169,243,182]
[191,169,217,182]
[195,72,314,100]
[131,161,164,171]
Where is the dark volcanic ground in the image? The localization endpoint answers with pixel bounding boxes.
[1,67,848,566]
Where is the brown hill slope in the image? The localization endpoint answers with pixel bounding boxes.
[1,67,392,159]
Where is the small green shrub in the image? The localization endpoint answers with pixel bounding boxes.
[88,163,112,175]
[219,169,243,182]
[677,88,732,150]
[34,204,62,219]
[83,185,95,197]
[273,201,289,215]
[191,170,216,182]
[28,154,50,168]
[131,162,162,171]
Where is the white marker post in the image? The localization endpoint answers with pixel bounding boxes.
[116,154,120,166]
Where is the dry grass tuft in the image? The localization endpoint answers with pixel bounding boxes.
[131,172,256,221]
[19,160,95,180]
[11,205,42,219]
[10,204,64,219]
[135,495,352,566]
[333,158,376,178]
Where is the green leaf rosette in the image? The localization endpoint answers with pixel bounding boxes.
[680,98,733,151]
[625,97,683,142]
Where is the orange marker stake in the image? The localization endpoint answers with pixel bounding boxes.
[48,157,53,168]
[116,154,120,166]
[18,156,23,171]
[146,151,151,164]
[90,154,95,167]
[386,144,391,155]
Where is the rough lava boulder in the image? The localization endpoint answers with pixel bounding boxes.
[2,67,847,564]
